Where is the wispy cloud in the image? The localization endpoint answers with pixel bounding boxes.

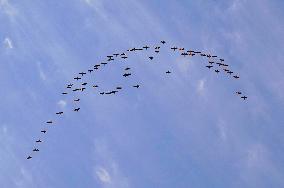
[95,166,111,183]
[57,100,67,109]
[196,79,206,95]
[3,37,13,49]
[93,139,130,188]
[0,0,17,18]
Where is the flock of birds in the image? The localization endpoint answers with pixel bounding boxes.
[26,40,247,160]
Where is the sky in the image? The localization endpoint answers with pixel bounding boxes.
[0,0,284,187]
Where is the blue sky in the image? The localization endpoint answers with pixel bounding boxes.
[0,0,284,187]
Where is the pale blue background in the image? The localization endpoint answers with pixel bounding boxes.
[0,0,284,188]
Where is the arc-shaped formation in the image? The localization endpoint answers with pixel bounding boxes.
[27,40,247,160]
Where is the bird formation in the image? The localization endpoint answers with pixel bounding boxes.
[26,40,247,160]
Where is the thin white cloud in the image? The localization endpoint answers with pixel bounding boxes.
[0,0,17,18]
[217,119,227,141]
[57,100,67,109]
[36,62,47,81]
[197,79,206,95]
[96,167,111,184]
[93,139,130,188]
[3,37,13,49]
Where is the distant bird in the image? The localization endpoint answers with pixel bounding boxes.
[125,67,130,71]
[101,62,107,65]
[212,55,217,58]
[88,69,93,73]
[194,51,201,54]
[79,72,86,76]
[46,121,53,124]
[206,65,213,69]
[233,75,240,79]
[73,88,80,91]
[155,46,160,50]
[123,73,131,77]
[241,96,248,100]
[113,53,120,57]
[74,77,81,80]
[116,87,122,90]
[93,85,98,88]
[41,130,47,133]
[100,92,105,95]
[56,112,63,115]
[161,40,166,44]
[143,46,150,50]
[62,92,68,95]
[155,50,160,53]
[121,53,126,56]
[33,148,39,152]
[166,70,171,74]
[220,58,224,62]
[149,56,154,60]
[110,90,118,94]
[223,69,229,72]
[121,56,128,59]
[208,61,214,65]
[133,85,140,88]
[181,52,188,57]
[179,48,184,51]
[27,156,32,160]
[74,98,80,102]
[171,47,178,51]
[81,87,86,91]
[107,55,113,59]
[216,62,223,66]
[215,70,220,73]
[74,108,80,112]
[228,71,233,75]
[82,82,87,86]
[236,91,242,95]
[36,139,42,143]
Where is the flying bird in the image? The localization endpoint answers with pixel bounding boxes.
[149,56,154,60]
[206,65,213,69]
[143,46,150,50]
[171,47,178,51]
[133,85,140,88]
[241,96,248,100]
[123,73,131,77]
[166,70,171,74]
[74,108,80,112]
[79,72,86,76]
